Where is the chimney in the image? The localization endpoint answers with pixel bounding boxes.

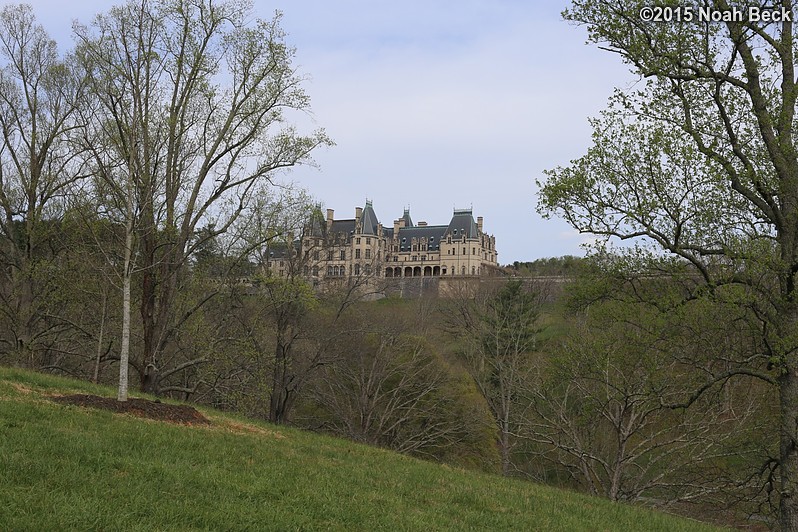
[326,208,334,229]
[398,218,406,229]
[394,219,400,235]
[418,221,427,227]
[355,206,362,222]
[477,216,483,232]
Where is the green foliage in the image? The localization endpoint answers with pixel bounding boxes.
[478,279,541,358]
[511,256,588,277]
[526,272,775,521]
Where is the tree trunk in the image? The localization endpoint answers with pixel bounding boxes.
[500,416,511,476]
[139,200,159,394]
[270,340,289,423]
[117,227,133,402]
[781,356,798,530]
[93,288,107,384]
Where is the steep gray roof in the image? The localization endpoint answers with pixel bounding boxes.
[266,240,300,259]
[445,209,478,239]
[396,225,447,252]
[360,200,380,235]
[401,208,413,228]
[308,207,326,237]
[330,219,356,235]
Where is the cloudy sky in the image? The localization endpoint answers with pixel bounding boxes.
[23,0,636,263]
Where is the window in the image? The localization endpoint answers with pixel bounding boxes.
[313,266,319,276]
[412,255,418,261]
[365,264,371,275]
[313,251,320,260]
[356,237,361,245]
[328,250,334,260]
[463,247,466,255]
[472,248,475,255]
[472,266,476,275]
[355,249,361,259]
[421,255,426,260]
[366,237,371,245]
[365,249,371,259]
[327,266,333,276]
[340,250,346,260]
[355,264,360,275]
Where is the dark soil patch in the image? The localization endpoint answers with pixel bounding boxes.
[52,394,210,425]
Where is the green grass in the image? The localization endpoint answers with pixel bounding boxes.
[0,366,721,531]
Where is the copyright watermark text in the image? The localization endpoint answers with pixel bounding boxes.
[639,5,793,23]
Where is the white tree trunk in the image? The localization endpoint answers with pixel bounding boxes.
[117,220,134,402]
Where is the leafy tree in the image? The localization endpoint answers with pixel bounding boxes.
[444,279,544,475]
[538,2,798,526]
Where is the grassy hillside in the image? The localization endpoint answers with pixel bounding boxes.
[0,367,720,531]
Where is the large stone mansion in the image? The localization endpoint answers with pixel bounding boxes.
[266,200,498,281]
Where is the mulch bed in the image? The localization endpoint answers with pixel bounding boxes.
[52,394,210,425]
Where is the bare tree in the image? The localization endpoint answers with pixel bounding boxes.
[0,4,87,365]
[74,0,331,394]
[311,317,469,458]
[528,309,763,509]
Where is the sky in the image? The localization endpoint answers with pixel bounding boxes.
[22,0,637,263]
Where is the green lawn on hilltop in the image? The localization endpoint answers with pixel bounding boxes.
[0,367,721,531]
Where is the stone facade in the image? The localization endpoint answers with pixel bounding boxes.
[266,200,498,281]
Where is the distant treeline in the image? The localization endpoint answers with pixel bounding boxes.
[509,256,587,277]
